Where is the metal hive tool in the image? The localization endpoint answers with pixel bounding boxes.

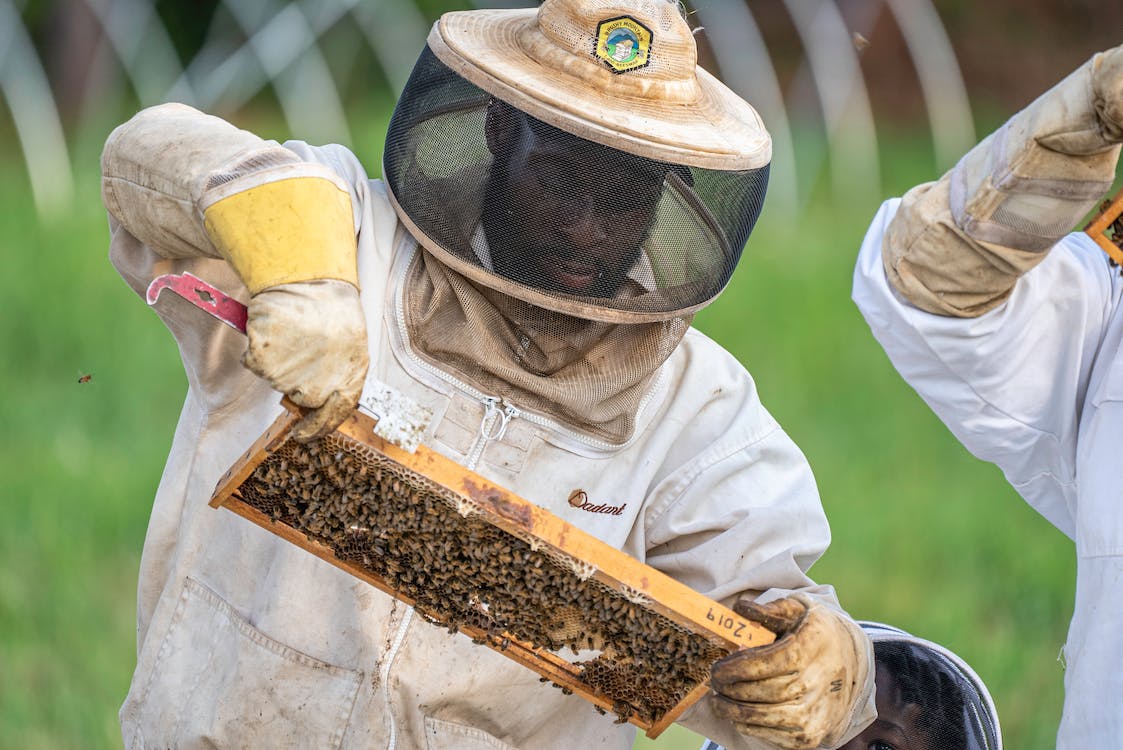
[148,272,775,738]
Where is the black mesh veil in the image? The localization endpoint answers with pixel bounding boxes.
[383,45,769,324]
[860,622,1002,750]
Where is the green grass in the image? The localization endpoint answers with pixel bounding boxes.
[0,129,1072,749]
[0,146,185,748]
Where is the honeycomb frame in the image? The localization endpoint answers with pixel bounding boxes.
[210,398,774,737]
[1085,184,1123,266]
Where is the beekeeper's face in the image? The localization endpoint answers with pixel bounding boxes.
[838,663,931,750]
[482,99,667,298]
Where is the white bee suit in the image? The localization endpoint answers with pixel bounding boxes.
[104,104,872,750]
[853,199,1123,746]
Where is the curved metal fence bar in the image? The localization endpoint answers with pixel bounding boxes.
[185,0,355,144]
[85,0,185,105]
[0,0,73,216]
[885,0,975,171]
[239,0,352,144]
[1,0,974,220]
[693,1,799,216]
[350,0,430,94]
[783,0,880,207]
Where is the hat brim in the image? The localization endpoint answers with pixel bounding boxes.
[430,9,771,171]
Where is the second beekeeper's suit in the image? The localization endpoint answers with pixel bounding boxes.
[853,44,1123,747]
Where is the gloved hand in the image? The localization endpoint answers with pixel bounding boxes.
[884,44,1123,318]
[203,171,368,440]
[242,280,368,441]
[1093,44,1123,141]
[710,594,872,750]
[100,104,371,438]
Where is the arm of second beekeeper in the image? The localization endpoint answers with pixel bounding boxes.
[100,102,368,440]
[852,46,1123,537]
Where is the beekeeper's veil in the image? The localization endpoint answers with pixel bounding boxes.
[382,0,771,442]
[861,622,1002,750]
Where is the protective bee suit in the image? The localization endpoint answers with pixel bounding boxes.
[852,45,1123,746]
[102,1,874,748]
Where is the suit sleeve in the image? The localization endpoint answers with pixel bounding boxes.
[853,198,1121,538]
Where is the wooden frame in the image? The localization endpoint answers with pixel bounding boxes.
[1085,186,1123,266]
[210,399,774,738]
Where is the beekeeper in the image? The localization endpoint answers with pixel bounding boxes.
[852,44,1123,747]
[101,1,875,748]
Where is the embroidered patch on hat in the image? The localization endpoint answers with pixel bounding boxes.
[594,16,652,74]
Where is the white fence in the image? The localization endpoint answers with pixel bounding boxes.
[2,0,974,218]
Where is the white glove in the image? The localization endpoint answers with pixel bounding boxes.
[710,594,873,750]
[242,280,368,441]
[100,104,369,438]
[201,162,368,440]
[884,45,1123,317]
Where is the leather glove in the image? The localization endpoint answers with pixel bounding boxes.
[710,594,872,750]
[202,171,369,440]
[884,44,1123,317]
[944,44,1123,254]
[242,280,367,441]
[1093,44,1123,142]
[101,104,370,438]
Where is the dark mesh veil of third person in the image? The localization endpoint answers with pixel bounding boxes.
[702,622,1002,750]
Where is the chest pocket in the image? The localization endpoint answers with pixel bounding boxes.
[424,716,521,750]
[125,577,362,750]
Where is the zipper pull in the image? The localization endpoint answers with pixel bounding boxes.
[480,396,520,442]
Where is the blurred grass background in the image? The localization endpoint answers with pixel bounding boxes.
[0,116,1075,749]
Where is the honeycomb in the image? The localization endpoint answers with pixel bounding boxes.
[212,405,771,736]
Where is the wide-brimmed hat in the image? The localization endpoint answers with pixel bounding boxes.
[427,0,771,171]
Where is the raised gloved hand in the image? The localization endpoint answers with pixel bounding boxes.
[241,280,367,441]
[944,42,1123,254]
[884,44,1123,317]
[101,104,370,440]
[710,594,872,750]
[202,171,369,440]
[1093,44,1123,141]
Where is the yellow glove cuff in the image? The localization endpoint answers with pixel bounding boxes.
[203,176,358,294]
